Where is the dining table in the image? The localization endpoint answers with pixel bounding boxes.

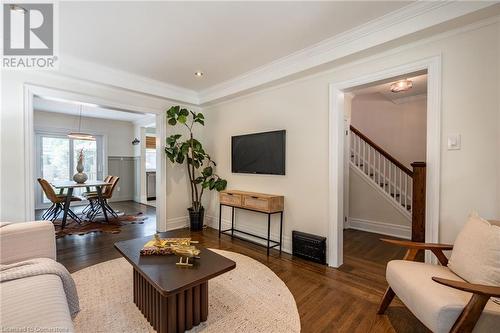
[50,180,112,229]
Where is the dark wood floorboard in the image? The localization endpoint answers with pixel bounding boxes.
[37,201,428,332]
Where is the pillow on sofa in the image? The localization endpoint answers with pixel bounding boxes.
[447,212,500,286]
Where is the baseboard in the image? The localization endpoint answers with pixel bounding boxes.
[206,215,293,254]
[347,217,411,239]
[166,216,189,231]
[109,196,134,203]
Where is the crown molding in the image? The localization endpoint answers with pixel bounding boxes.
[198,1,495,104]
[57,54,200,105]
[49,2,496,106]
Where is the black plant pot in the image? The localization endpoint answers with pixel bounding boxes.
[188,207,205,231]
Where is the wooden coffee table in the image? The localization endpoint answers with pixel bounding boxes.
[115,237,236,333]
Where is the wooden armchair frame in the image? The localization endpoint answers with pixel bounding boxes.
[377,239,500,333]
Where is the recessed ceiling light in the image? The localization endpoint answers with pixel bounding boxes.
[390,79,413,93]
[194,71,204,77]
[10,4,27,13]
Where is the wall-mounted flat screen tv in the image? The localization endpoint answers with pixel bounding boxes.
[231,130,286,175]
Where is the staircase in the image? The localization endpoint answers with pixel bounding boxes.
[349,125,426,241]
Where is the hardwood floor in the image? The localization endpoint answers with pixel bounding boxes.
[40,201,428,332]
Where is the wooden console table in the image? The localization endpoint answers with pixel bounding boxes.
[218,190,284,255]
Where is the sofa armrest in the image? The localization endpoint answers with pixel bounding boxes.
[0,221,56,264]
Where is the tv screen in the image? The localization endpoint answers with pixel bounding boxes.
[231,130,286,175]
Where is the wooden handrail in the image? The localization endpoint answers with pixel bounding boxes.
[349,125,413,176]
[411,161,426,242]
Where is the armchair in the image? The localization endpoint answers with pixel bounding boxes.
[378,215,500,333]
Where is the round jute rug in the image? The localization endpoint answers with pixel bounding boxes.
[72,249,300,333]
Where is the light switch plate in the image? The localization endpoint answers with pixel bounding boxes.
[447,134,461,150]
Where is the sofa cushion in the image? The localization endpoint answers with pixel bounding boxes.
[0,221,56,264]
[448,213,500,286]
[387,260,500,333]
[0,274,74,332]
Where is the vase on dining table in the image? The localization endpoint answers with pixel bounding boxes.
[73,149,88,184]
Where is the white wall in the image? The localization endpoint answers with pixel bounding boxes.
[349,167,410,232]
[34,110,136,157]
[351,93,427,168]
[204,21,500,248]
[498,21,500,219]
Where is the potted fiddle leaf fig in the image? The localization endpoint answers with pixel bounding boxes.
[164,106,227,230]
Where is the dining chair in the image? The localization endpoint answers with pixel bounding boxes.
[37,178,82,223]
[83,176,120,221]
[81,175,112,216]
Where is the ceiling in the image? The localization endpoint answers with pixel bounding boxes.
[60,1,412,91]
[34,96,155,123]
[352,74,427,103]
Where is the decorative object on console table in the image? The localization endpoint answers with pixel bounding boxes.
[73,149,88,184]
[218,190,284,256]
[164,106,227,231]
[292,231,326,264]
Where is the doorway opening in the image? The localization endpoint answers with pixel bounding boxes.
[32,95,158,234]
[24,85,168,234]
[342,72,428,278]
[138,124,159,208]
[328,56,441,268]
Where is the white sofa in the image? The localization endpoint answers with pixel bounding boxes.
[0,221,75,332]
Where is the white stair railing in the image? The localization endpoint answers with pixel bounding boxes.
[349,126,413,218]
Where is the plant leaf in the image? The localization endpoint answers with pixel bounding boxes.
[181,142,190,155]
[216,179,228,191]
[166,106,176,117]
[202,166,213,177]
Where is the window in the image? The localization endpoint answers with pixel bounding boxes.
[146,149,156,170]
[36,132,104,207]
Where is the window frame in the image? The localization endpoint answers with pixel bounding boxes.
[34,129,106,209]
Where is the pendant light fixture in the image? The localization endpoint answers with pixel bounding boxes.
[68,104,95,141]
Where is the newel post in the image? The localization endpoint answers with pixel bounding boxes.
[411,162,426,242]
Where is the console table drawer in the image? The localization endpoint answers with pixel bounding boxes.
[220,193,242,206]
[219,190,283,213]
[243,195,269,212]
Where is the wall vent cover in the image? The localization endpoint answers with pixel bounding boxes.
[292,230,326,265]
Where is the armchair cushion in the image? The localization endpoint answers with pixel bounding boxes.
[386,260,500,333]
[447,213,500,286]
